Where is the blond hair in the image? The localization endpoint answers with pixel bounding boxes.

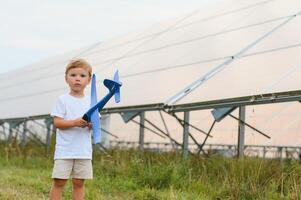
[65,58,92,77]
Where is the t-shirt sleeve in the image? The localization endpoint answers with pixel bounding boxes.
[51,97,66,118]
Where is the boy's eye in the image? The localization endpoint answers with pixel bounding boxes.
[70,74,76,77]
[80,74,87,78]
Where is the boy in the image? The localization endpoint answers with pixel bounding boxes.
[49,59,93,200]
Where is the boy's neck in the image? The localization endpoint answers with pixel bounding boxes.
[69,91,85,98]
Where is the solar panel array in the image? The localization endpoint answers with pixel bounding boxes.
[1,0,300,122]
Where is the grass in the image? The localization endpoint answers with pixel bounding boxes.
[0,141,301,199]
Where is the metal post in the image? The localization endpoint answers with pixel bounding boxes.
[101,114,111,148]
[21,120,27,147]
[278,147,283,160]
[139,112,145,152]
[0,122,5,140]
[7,121,23,144]
[263,146,266,159]
[8,123,13,143]
[183,111,189,159]
[45,118,53,154]
[159,111,175,149]
[237,106,246,158]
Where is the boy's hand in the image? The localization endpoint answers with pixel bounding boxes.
[53,117,90,129]
[88,123,92,130]
[73,118,89,128]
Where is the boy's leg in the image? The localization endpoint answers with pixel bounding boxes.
[71,159,92,200]
[72,178,85,200]
[50,159,73,200]
[49,178,68,200]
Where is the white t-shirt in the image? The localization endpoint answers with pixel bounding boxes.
[51,93,92,160]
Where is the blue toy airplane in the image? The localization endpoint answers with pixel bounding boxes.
[82,71,122,144]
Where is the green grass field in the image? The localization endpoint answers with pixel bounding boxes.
[0,142,301,200]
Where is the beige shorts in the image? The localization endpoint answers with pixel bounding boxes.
[52,159,93,179]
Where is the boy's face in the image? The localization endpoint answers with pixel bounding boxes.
[65,67,91,96]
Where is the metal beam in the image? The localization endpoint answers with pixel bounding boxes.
[183,111,189,159]
[144,117,182,149]
[139,112,145,152]
[2,114,50,122]
[21,120,27,147]
[131,119,165,138]
[159,111,176,149]
[0,123,7,140]
[169,112,205,151]
[165,110,211,137]
[197,120,216,155]
[100,103,164,114]
[1,90,301,121]
[237,106,246,158]
[229,114,270,139]
[8,121,22,142]
[169,90,301,112]
[45,118,53,154]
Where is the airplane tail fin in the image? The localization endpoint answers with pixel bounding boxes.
[113,71,120,103]
[103,70,122,103]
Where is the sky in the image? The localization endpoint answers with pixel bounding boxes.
[0,0,217,74]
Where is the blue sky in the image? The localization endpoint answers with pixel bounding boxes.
[0,0,216,74]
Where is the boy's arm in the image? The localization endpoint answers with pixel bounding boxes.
[53,116,90,129]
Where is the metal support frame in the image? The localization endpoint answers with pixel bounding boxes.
[237,106,246,158]
[8,121,22,143]
[263,146,266,159]
[45,118,53,154]
[21,120,27,147]
[168,90,301,113]
[197,120,216,155]
[139,112,145,152]
[101,128,119,139]
[183,111,189,159]
[1,89,301,157]
[100,114,112,148]
[8,125,12,142]
[144,117,182,150]
[167,111,208,152]
[131,119,165,138]
[229,114,270,139]
[165,110,211,137]
[122,111,182,151]
[0,122,6,140]
[278,147,283,160]
[159,111,176,149]
[26,125,45,146]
